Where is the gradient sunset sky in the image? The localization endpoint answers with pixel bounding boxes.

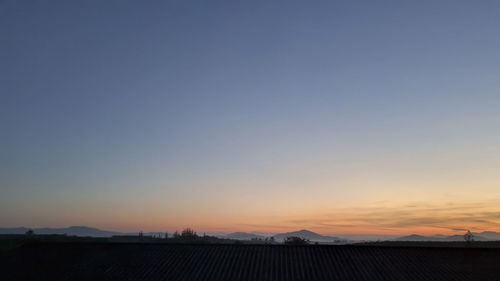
[2,0,500,235]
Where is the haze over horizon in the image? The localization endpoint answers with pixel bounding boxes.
[2,0,500,236]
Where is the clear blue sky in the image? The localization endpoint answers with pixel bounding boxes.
[1,0,500,234]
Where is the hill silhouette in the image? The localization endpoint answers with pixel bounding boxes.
[395,233,488,242]
[273,229,343,243]
[0,226,122,237]
[3,226,500,242]
[224,232,266,240]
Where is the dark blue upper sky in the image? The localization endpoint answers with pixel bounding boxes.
[1,0,500,233]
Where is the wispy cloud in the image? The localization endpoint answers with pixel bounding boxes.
[252,199,500,234]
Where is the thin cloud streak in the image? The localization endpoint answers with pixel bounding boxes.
[261,200,500,235]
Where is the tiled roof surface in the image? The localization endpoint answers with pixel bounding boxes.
[2,243,500,281]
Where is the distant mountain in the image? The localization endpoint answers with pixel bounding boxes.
[0,226,123,237]
[4,226,499,242]
[335,234,400,241]
[396,233,489,242]
[0,227,30,235]
[395,234,429,241]
[476,231,500,241]
[273,230,343,243]
[224,232,266,240]
[250,231,275,237]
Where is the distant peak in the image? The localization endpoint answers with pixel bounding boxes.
[296,229,314,234]
[68,226,95,230]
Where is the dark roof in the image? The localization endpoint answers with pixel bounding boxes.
[2,243,500,281]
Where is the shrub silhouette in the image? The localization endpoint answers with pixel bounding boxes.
[464,230,474,243]
[169,228,200,242]
[283,236,310,245]
[181,228,197,238]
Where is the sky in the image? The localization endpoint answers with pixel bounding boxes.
[1,0,500,235]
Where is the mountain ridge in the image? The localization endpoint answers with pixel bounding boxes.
[395,233,491,242]
[2,226,500,241]
[0,226,122,237]
[224,232,266,240]
[272,229,344,242]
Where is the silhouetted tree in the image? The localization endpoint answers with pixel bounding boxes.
[173,231,180,238]
[181,228,197,238]
[283,236,310,245]
[25,229,34,236]
[464,230,474,243]
[165,232,169,239]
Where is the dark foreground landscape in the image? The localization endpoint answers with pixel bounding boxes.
[2,242,500,281]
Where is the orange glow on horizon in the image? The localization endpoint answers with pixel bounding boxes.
[65,199,500,236]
